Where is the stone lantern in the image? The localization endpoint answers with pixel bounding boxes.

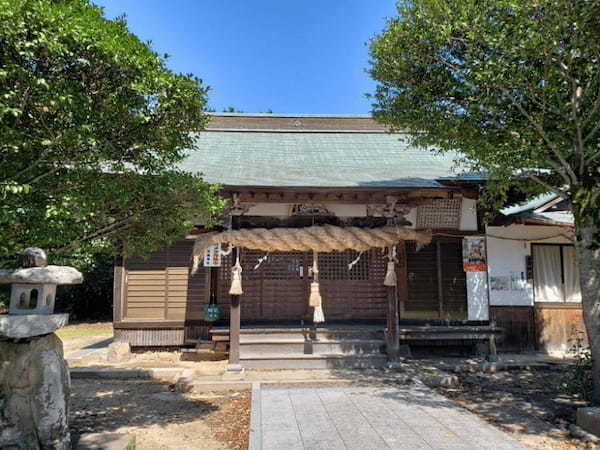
[5,248,82,316]
[0,248,83,450]
[0,248,83,337]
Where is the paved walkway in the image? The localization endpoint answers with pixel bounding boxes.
[64,336,112,362]
[251,384,526,450]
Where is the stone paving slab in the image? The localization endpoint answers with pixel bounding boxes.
[65,337,112,362]
[252,384,526,450]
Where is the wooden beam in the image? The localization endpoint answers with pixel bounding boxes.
[219,186,459,205]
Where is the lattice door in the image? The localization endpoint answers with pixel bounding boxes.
[217,248,390,322]
[317,249,387,321]
[218,250,310,322]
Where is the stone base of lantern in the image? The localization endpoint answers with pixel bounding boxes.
[0,333,71,450]
[0,313,68,340]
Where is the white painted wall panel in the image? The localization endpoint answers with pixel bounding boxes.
[246,203,291,216]
[486,224,572,306]
[328,204,367,217]
[459,198,478,231]
[467,271,489,320]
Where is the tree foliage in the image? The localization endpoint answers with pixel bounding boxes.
[0,0,225,266]
[369,0,600,233]
[369,0,600,402]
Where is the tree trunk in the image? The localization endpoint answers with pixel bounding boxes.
[577,225,600,404]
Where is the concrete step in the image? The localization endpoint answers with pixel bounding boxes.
[240,339,385,356]
[240,353,388,369]
[233,328,385,343]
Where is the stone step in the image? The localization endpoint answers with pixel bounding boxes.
[240,353,388,370]
[231,328,385,343]
[240,339,385,356]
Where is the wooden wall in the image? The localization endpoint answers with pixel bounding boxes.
[404,240,467,320]
[534,303,586,353]
[114,240,212,345]
[490,306,535,351]
[121,240,210,322]
[490,304,587,353]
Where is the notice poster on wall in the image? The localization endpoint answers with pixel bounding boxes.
[203,244,222,267]
[490,275,510,291]
[463,236,487,272]
[510,272,526,291]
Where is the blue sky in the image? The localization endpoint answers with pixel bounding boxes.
[94,1,398,114]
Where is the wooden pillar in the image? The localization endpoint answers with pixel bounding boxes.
[113,255,125,324]
[227,216,242,372]
[436,241,444,318]
[396,241,408,318]
[386,246,400,362]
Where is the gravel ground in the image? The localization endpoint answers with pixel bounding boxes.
[434,368,593,449]
[70,379,250,450]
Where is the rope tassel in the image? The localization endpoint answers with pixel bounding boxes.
[383,245,397,287]
[313,304,325,323]
[309,282,322,307]
[383,261,397,287]
[229,251,243,295]
[309,251,325,323]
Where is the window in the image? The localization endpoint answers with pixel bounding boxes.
[532,244,581,302]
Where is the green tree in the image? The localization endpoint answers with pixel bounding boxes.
[0,0,225,265]
[369,0,600,400]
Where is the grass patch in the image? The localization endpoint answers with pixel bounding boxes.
[56,328,113,339]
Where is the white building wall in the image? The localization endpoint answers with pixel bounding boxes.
[459,198,478,231]
[246,203,292,216]
[328,204,367,217]
[486,224,572,306]
[467,271,489,320]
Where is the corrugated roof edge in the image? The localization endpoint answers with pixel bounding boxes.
[207,112,374,118]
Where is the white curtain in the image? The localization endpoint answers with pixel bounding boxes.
[563,246,582,302]
[533,246,563,302]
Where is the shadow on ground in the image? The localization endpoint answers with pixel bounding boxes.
[69,377,218,435]
[321,359,587,449]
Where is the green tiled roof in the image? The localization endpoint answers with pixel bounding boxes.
[178,131,475,188]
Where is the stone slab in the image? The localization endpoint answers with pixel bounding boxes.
[577,407,600,437]
[256,385,527,449]
[249,383,262,450]
[0,313,68,339]
[0,265,83,285]
[74,432,135,450]
[70,367,183,382]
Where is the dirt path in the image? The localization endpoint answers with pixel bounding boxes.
[70,379,250,450]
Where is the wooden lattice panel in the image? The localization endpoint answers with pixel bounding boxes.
[217,247,390,322]
[259,252,304,280]
[416,198,462,229]
[318,250,371,281]
[220,250,304,280]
